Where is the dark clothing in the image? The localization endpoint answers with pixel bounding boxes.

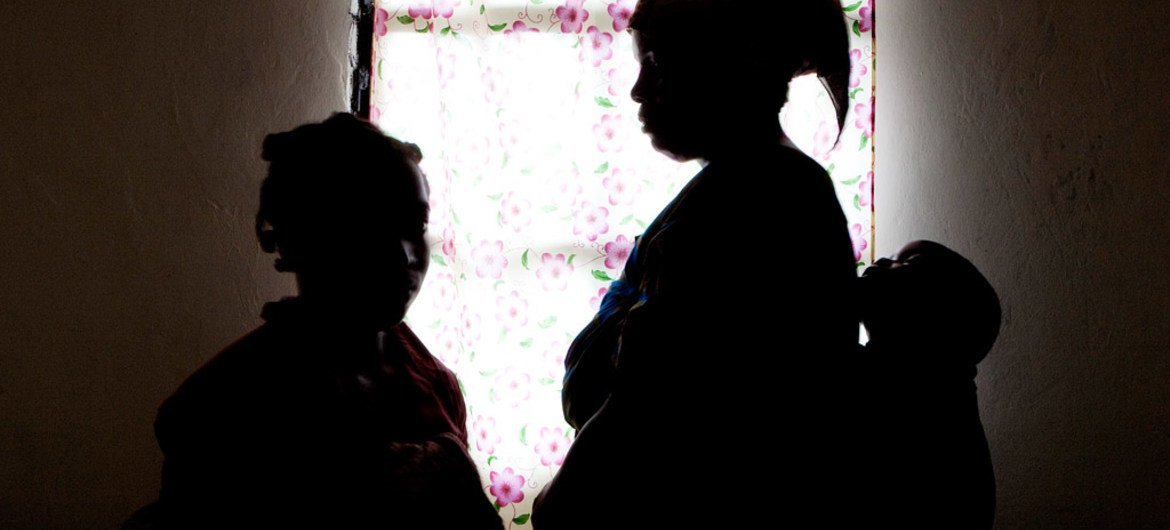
[149,299,500,529]
[857,340,996,529]
[538,146,859,528]
[560,241,639,431]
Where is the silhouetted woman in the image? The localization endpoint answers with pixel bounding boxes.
[140,114,501,529]
[536,1,858,528]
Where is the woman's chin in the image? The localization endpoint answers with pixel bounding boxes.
[648,134,702,162]
[374,308,408,330]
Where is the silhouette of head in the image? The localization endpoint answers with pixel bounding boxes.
[628,0,851,161]
[859,240,1001,364]
[255,113,429,328]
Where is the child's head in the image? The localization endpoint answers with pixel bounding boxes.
[859,240,1001,364]
[628,0,851,161]
[255,113,430,327]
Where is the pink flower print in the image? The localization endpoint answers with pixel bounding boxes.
[436,50,457,88]
[407,1,433,20]
[859,171,873,209]
[603,168,639,206]
[374,8,390,37]
[482,67,510,106]
[542,340,566,379]
[504,21,540,46]
[370,105,383,126]
[430,272,456,311]
[555,0,590,34]
[459,305,482,345]
[859,0,874,33]
[573,202,610,242]
[505,20,540,36]
[606,66,635,97]
[482,67,498,102]
[534,427,570,466]
[409,0,457,19]
[454,134,491,168]
[579,26,615,67]
[593,114,626,153]
[498,120,520,149]
[434,325,462,367]
[496,290,529,331]
[550,177,583,210]
[489,467,526,507]
[472,240,509,279]
[812,120,840,162]
[608,0,635,32]
[427,185,449,224]
[849,49,869,89]
[494,367,532,408]
[537,253,575,291]
[851,223,869,262]
[473,415,501,455]
[500,193,532,233]
[603,234,634,270]
[855,98,873,138]
[433,0,458,19]
[589,287,608,311]
[441,225,457,258]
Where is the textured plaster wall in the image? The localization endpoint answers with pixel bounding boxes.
[0,2,353,527]
[876,2,1170,527]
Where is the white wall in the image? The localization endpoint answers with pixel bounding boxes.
[877,1,1170,527]
[0,2,352,527]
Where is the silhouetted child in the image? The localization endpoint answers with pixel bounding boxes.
[856,240,1000,529]
[128,114,501,529]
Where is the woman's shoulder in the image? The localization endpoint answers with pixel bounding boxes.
[154,324,285,449]
[390,324,454,374]
[764,145,838,197]
[695,145,832,200]
[681,146,842,228]
[388,323,465,403]
[159,324,285,413]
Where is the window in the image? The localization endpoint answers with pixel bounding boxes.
[364,0,874,523]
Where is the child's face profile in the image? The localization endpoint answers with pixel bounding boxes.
[859,240,1000,362]
[629,0,779,161]
[858,241,936,341]
[261,116,435,329]
[290,160,431,329]
[355,163,431,328]
[630,29,712,161]
[395,164,432,316]
[630,1,840,163]
[865,241,929,277]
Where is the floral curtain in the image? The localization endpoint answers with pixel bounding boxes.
[370,0,874,525]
